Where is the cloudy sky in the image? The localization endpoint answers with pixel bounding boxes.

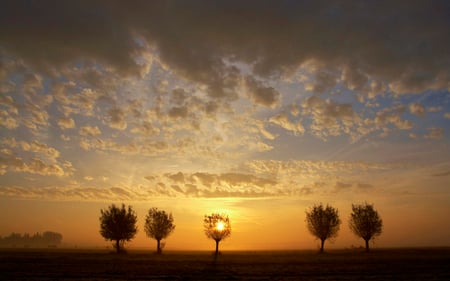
[0,1,449,250]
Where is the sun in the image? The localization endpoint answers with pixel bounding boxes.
[216,221,225,231]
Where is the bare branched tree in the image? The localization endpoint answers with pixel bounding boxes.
[99,204,137,253]
[144,208,176,254]
[305,203,341,253]
[203,213,231,256]
[349,202,383,252]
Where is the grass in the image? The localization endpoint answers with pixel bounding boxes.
[0,247,449,280]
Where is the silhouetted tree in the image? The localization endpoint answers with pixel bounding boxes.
[305,203,341,253]
[43,231,63,247]
[349,202,383,252]
[203,213,231,256]
[144,208,176,254]
[99,204,137,253]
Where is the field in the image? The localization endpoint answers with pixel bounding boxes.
[0,248,449,280]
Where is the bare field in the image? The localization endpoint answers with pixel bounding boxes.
[0,248,449,280]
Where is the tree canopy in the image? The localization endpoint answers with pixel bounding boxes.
[144,208,175,254]
[99,204,137,253]
[305,203,341,252]
[349,202,383,251]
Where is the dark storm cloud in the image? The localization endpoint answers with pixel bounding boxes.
[1,0,449,96]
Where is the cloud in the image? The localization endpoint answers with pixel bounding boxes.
[244,76,280,107]
[0,138,74,176]
[154,171,278,197]
[1,1,448,99]
[130,121,160,136]
[79,137,170,155]
[432,171,450,177]
[57,117,76,129]
[2,138,60,161]
[0,1,449,202]
[425,127,444,139]
[341,65,368,91]
[409,103,426,117]
[21,141,60,160]
[301,96,356,138]
[170,88,188,106]
[427,106,442,113]
[269,112,305,136]
[305,70,338,94]
[79,126,101,137]
[356,183,374,190]
[108,108,127,130]
[109,187,132,199]
[24,158,65,176]
[138,160,391,198]
[0,151,65,176]
[168,106,189,119]
[0,110,18,129]
[333,182,352,193]
[53,85,100,117]
[375,106,413,130]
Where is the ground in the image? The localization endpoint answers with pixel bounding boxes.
[0,248,449,280]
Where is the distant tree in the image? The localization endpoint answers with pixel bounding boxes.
[144,208,176,254]
[0,231,63,248]
[203,213,231,256]
[99,204,138,253]
[42,231,63,247]
[349,202,383,252]
[305,203,341,253]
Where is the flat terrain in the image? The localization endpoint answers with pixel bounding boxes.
[0,248,449,280]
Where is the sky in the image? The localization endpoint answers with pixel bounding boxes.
[0,1,449,251]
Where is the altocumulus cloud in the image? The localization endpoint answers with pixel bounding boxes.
[0,1,449,201]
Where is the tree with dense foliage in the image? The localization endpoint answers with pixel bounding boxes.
[99,204,138,253]
[203,213,231,256]
[144,208,176,254]
[305,203,341,253]
[349,202,383,252]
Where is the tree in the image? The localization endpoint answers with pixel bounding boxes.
[0,231,63,248]
[99,204,138,253]
[144,208,176,254]
[203,213,231,256]
[42,231,63,247]
[349,202,383,252]
[305,203,341,253]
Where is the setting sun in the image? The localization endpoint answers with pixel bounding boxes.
[216,221,225,231]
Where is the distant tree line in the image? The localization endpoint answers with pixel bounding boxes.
[99,202,382,254]
[0,231,63,248]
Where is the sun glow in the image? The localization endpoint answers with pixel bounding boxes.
[216,221,225,231]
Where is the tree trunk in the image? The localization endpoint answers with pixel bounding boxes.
[365,239,370,252]
[157,239,162,254]
[115,239,120,253]
[215,239,220,256]
[320,239,325,253]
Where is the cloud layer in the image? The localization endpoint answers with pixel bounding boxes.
[0,1,449,200]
